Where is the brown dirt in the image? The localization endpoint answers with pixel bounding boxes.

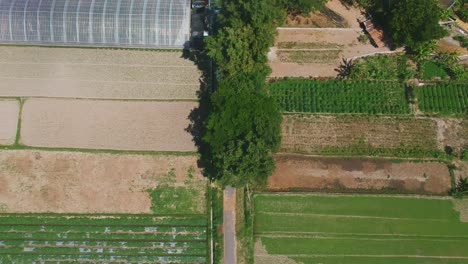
[0,46,200,100]
[20,98,196,152]
[269,28,391,78]
[0,150,206,213]
[437,118,468,152]
[0,99,19,145]
[284,0,363,29]
[281,115,439,154]
[268,154,451,195]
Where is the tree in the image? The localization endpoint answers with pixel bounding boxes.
[387,0,447,48]
[203,74,282,187]
[451,177,468,198]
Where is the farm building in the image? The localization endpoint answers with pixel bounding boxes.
[0,0,191,49]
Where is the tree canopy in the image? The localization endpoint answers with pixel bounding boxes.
[387,0,446,48]
[203,75,282,187]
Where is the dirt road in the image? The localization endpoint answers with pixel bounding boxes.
[224,187,237,264]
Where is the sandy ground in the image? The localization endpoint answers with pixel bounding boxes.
[268,154,451,195]
[284,0,363,28]
[20,98,196,152]
[0,150,205,213]
[0,47,200,100]
[269,29,391,78]
[434,118,468,151]
[325,0,362,29]
[0,100,20,145]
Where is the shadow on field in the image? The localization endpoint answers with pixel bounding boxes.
[182,47,216,181]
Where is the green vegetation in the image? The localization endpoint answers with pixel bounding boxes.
[204,0,283,187]
[209,187,224,264]
[270,80,410,114]
[254,194,468,264]
[421,61,449,80]
[147,168,206,215]
[415,83,468,116]
[204,75,282,187]
[278,0,327,15]
[451,177,468,198]
[347,55,416,81]
[365,0,447,49]
[454,0,468,22]
[0,214,207,263]
[454,36,468,48]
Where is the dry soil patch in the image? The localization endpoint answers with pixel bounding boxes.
[281,115,439,155]
[269,29,390,78]
[0,150,205,213]
[269,154,451,195]
[0,100,19,145]
[20,98,196,152]
[0,46,200,100]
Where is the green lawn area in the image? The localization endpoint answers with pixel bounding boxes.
[254,194,468,264]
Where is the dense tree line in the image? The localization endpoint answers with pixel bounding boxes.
[203,0,319,187]
[352,0,447,49]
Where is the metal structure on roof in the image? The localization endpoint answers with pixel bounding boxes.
[0,0,191,49]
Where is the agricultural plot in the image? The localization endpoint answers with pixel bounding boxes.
[0,150,206,214]
[0,214,207,263]
[0,46,200,100]
[20,98,196,152]
[281,114,441,158]
[269,155,451,194]
[270,80,410,114]
[254,194,468,264]
[415,83,468,116]
[269,28,391,78]
[0,100,19,146]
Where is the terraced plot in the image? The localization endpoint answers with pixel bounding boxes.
[281,114,441,158]
[0,214,207,263]
[0,47,200,100]
[254,194,468,264]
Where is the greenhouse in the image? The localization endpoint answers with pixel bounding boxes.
[0,0,191,49]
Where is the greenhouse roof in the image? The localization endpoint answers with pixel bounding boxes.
[0,0,191,49]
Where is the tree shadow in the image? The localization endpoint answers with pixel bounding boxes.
[182,46,216,181]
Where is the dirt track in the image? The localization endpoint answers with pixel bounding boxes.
[20,98,196,152]
[0,46,200,100]
[0,150,205,213]
[0,100,19,145]
[269,155,451,195]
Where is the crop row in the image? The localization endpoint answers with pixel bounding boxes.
[0,214,208,263]
[0,214,207,227]
[0,225,204,234]
[269,80,410,114]
[0,254,207,263]
[415,83,468,115]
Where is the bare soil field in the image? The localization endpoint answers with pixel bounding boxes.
[0,46,200,100]
[268,154,451,194]
[20,98,196,152]
[269,29,391,78]
[281,114,440,155]
[435,118,468,151]
[0,99,19,145]
[284,0,362,28]
[0,150,206,214]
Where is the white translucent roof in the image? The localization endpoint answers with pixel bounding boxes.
[0,0,191,48]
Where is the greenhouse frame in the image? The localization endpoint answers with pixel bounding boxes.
[0,0,191,49]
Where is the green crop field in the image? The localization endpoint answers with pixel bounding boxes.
[254,194,468,264]
[0,214,208,263]
[269,80,410,114]
[415,83,468,116]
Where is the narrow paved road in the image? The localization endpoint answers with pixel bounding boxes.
[223,187,237,264]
